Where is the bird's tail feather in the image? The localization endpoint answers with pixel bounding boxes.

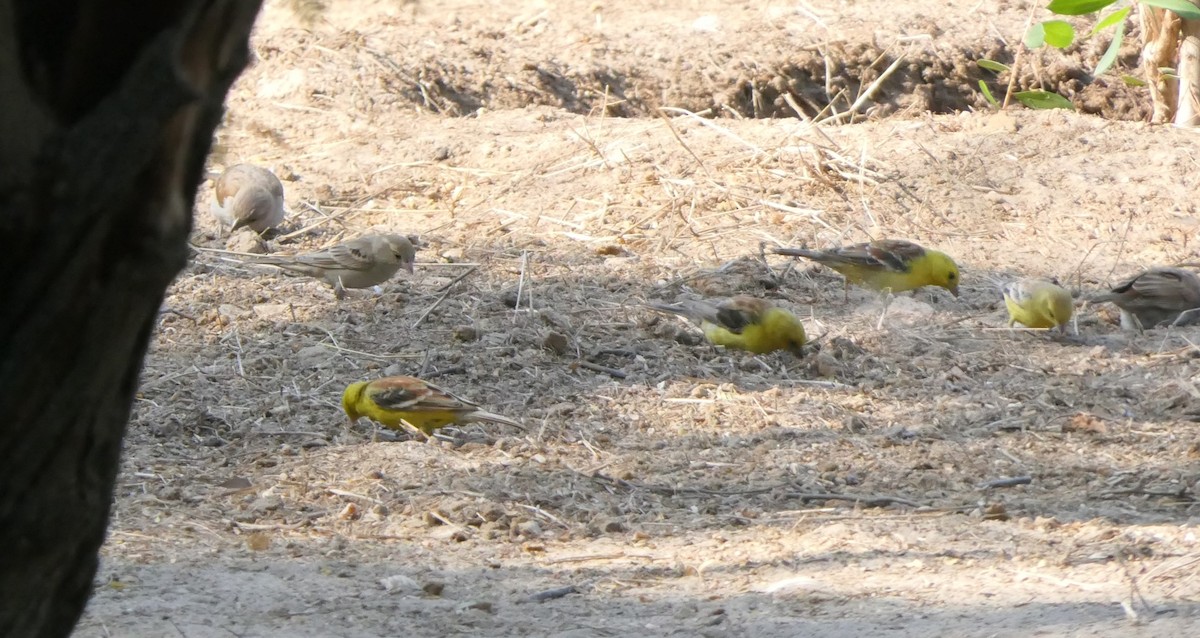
[252,255,318,277]
[645,301,716,326]
[469,410,525,431]
[771,247,820,259]
[645,301,690,319]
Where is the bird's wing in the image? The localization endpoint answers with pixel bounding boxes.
[647,299,720,326]
[711,297,769,334]
[794,240,921,272]
[649,297,772,335]
[294,238,379,272]
[772,242,917,273]
[370,378,481,415]
[363,378,428,412]
[864,240,926,273]
[1003,279,1037,305]
[1120,269,1200,307]
[1001,282,1023,304]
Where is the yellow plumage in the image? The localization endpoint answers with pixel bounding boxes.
[1003,278,1073,331]
[342,376,522,435]
[647,296,807,355]
[773,239,960,298]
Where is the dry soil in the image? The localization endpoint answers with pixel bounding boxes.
[74,1,1200,636]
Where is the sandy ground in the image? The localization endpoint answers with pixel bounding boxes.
[74,1,1200,636]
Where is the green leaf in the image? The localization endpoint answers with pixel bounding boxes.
[1142,0,1200,21]
[1094,19,1124,75]
[1025,22,1046,49]
[1043,20,1076,48]
[1091,6,1131,34]
[977,59,1011,73]
[1048,0,1118,15]
[1121,75,1146,87]
[1014,90,1076,110]
[978,80,1000,107]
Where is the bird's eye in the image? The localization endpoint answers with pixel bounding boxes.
[948,272,957,280]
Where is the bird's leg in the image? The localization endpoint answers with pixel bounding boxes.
[707,341,721,359]
[749,356,772,372]
[398,418,433,443]
[714,350,732,377]
[875,289,894,330]
[757,241,774,281]
[1130,312,1146,335]
[842,280,850,304]
[334,276,347,301]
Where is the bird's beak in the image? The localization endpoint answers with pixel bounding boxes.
[404,261,414,274]
[950,285,960,298]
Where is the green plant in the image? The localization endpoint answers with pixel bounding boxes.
[976,0,1200,112]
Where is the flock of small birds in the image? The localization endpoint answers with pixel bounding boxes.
[652,240,1200,365]
[202,163,524,439]
[200,163,1200,440]
[208,164,417,300]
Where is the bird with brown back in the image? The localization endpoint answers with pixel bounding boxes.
[773,239,960,300]
[210,164,287,234]
[342,376,523,435]
[1092,267,1200,330]
[256,233,417,299]
[646,295,807,356]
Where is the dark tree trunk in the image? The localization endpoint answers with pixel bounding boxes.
[0,1,263,636]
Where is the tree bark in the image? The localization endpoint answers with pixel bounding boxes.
[1140,5,1181,124]
[1177,18,1200,126]
[1139,2,1200,126]
[0,1,263,636]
